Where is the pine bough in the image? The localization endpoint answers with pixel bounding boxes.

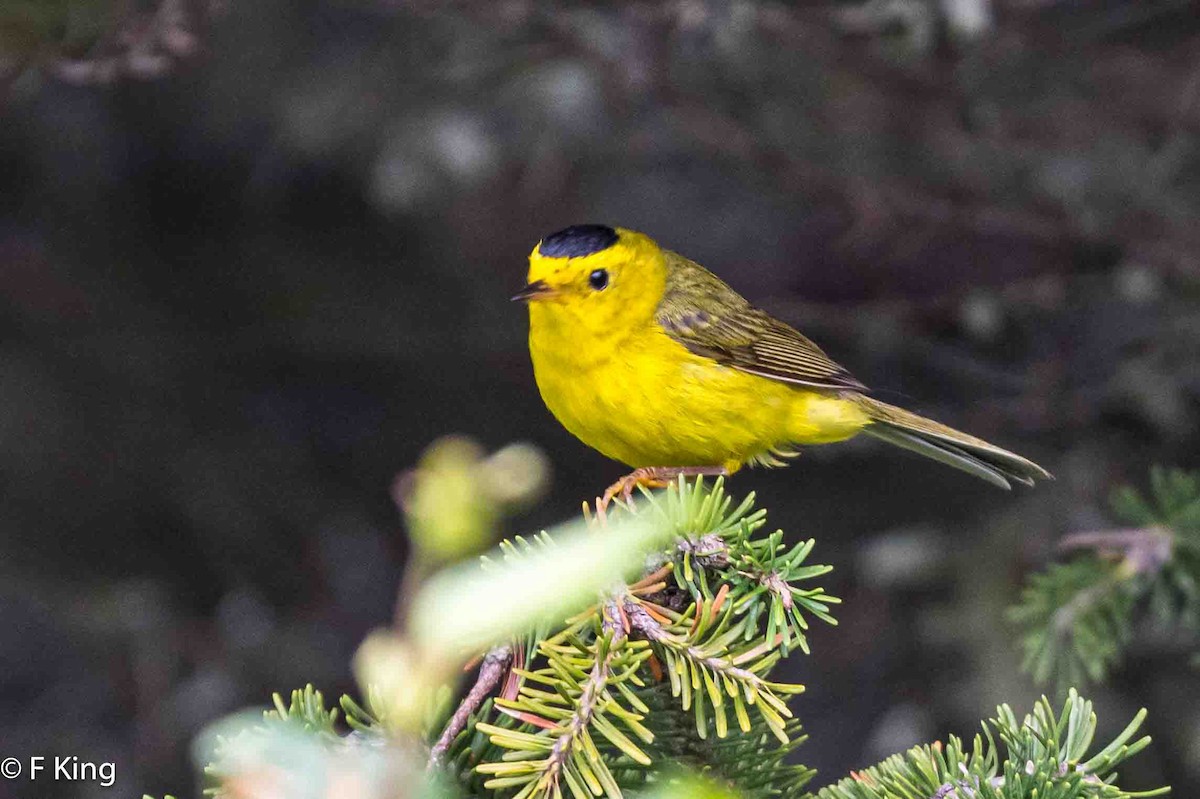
[186,477,1168,799]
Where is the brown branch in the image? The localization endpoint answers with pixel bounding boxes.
[428,644,513,768]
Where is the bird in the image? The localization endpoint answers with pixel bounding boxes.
[513,224,1051,514]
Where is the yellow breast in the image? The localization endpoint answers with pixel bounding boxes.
[529,311,869,470]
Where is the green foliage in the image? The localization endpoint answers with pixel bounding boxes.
[477,628,654,799]
[636,684,814,799]
[1010,559,1136,690]
[816,690,1167,799]
[637,771,745,799]
[268,684,341,735]
[646,478,839,657]
[464,477,837,799]
[1011,468,1200,691]
[188,472,1169,799]
[1111,470,1200,629]
[256,683,386,740]
[198,685,398,798]
[625,596,803,745]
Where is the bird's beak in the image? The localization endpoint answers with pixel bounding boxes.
[511,280,557,302]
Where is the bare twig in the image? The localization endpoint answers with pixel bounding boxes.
[428,644,513,768]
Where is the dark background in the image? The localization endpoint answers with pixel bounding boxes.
[2,1,1199,797]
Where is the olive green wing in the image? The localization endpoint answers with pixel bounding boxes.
[657,252,868,392]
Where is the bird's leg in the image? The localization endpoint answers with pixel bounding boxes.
[596,466,729,521]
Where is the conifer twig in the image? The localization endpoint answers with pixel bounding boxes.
[197,474,1172,799]
[623,599,765,685]
[677,533,730,568]
[1058,526,1174,575]
[428,644,513,767]
[542,602,628,792]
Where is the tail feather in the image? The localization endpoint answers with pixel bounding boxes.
[856,397,1051,490]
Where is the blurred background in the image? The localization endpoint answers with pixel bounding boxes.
[1,1,1199,797]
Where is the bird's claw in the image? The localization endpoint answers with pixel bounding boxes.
[594,468,673,524]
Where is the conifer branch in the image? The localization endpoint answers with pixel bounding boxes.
[1011,467,1200,691]
[816,690,1168,799]
[184,462,1170,799]
[623,595,801,744]
[624,599,777,688]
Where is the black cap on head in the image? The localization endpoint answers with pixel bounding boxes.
[538,224,618,258]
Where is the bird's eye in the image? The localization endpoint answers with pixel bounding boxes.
[588,269,609,291]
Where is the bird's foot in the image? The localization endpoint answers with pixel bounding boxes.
[595,466,729,523]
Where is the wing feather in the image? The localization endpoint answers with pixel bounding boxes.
[656,252,867,392]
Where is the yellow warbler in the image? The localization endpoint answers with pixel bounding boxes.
[513,225,1050,510]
